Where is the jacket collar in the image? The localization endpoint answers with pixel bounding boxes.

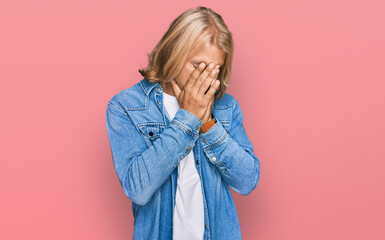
[140,78,161,96]
[139,77,234,110]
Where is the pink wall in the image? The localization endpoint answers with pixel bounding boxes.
[1,0,384,239]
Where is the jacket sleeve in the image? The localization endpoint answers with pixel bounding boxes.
[199,98,261,195]
[105,100,203,206]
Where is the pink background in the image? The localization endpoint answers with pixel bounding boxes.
[1,0,384,239]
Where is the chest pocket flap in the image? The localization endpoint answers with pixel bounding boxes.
[137,122,166,141]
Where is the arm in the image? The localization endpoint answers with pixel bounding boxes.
[199,99,261,195]
[105,100,203,205]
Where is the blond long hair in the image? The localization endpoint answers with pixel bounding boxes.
[138,6,234,101]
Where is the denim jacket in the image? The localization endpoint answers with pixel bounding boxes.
[105,78,261,240]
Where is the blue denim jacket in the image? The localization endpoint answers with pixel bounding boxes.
[105,78,261,239]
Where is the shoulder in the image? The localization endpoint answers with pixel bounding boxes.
[107,80,147,111]
[214,92,240,113]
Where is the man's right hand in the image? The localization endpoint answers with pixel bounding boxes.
[170,62,220,121]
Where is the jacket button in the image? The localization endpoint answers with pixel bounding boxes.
[149,131,153,136]
[196,160,199,164]
[205,224,208,229]
[187,146,191,151]
[211,157,217,162]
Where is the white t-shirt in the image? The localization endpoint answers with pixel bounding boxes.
[162,91,205,240]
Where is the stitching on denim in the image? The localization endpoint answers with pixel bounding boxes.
[218,120,230,123]
[137,122,166,127]
[124,96,149,111]
[206,150,230,174]
[137,125,164,140]
[212,105,233,109]
[218,162,230,173]
[219,121,231,133]
[204,129,227,151]
[171,121,188,133]
[108,102,128,116]
[212,103,234,109]
[140,78,158,95]
[178,108,201,122]
[108,102,153,149]
[198,140,211,237]
[171,120,197,137]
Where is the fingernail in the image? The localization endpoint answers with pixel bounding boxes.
[209,63,214,69]
[199,63,206,69]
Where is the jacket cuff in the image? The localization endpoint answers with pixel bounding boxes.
[199,119,227,147]
[199,120,230,171]
[170,108,203,139]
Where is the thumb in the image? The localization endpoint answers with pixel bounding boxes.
[170,79,181,99]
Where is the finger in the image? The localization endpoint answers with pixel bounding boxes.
[194,62,216,94]
[204,79,220,100]
[170,79,181,99]
[183,62,206,92]
[203,94,214,121]
[207,93,214,108]
[204,67,219,94]
[199,65,219,95]
[205,95,214,121]
[210,65,220,87]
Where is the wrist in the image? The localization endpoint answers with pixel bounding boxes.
[202,117,212,124]
[199,114,217,133]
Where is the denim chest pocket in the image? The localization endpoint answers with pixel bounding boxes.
[137,123,166,144]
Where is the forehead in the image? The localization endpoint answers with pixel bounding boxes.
[190,45,225,66]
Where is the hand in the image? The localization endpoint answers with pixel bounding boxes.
[170,62,221,121]
[201,67,220,123]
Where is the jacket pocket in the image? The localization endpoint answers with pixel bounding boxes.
[137,122,166,145]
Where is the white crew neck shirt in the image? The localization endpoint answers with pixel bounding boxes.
[162,91,205,240]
